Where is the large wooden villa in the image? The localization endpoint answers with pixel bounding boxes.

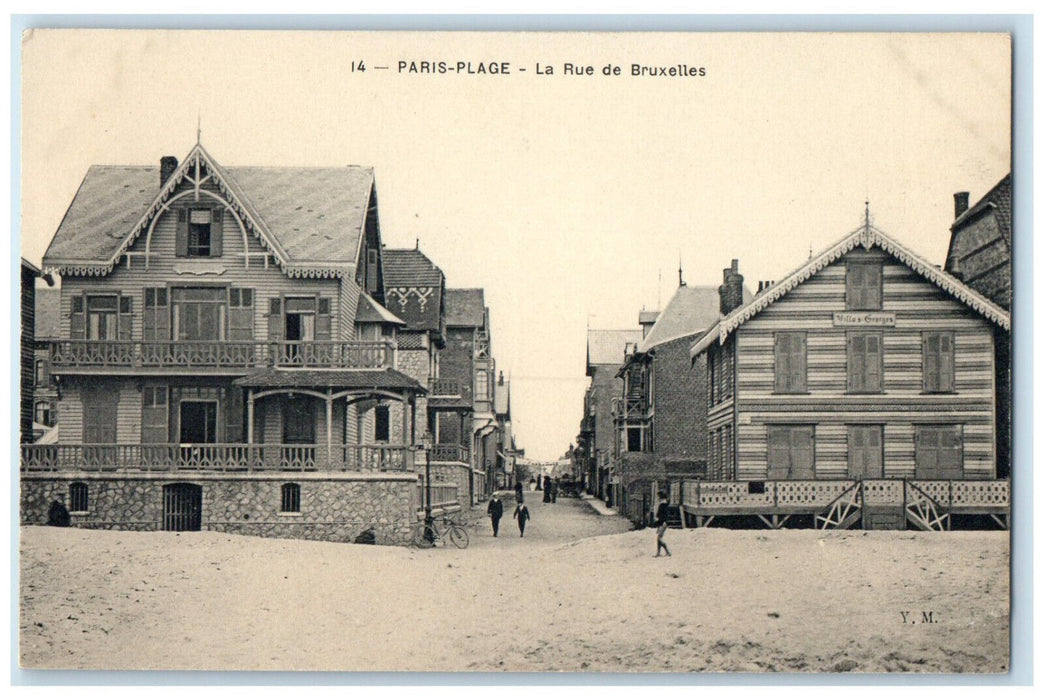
[684,221,1011,531]
[20,142,472,544]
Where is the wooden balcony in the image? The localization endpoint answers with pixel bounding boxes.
[50,340,395,372]
[429,378,468,398]
[21,443,416,474]
[429,444,470,463]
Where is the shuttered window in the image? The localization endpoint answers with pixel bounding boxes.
[229,288,254,341]
[914,425,963,479]
[767,425,815,479]
[176,208,224,257]
[316,297,332,341]
[366,248,378,293]
[142,385,169,444]
[143,288,170,341]
[847,332,883,393]
[846,262,883,310]
[774,332,807,393]
[922,331,955,393]
[70,296,85,339]
[847,425,883,478]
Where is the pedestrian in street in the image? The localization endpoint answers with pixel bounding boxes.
[542,475,552,503]
[514,481,524,504]
[513,501,530,537]
[550,478,558,503]
[487,493,504,537]
[654,492,672,557]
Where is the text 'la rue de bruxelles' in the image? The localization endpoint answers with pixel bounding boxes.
[382,61,707,77]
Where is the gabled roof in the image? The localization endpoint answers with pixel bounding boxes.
[444,288,487,328]
[382,248,444,286]
[35,287,61,340]
[381,248,445,332]
[355,292,406,325]
[951,173,1011,246]
[690,223,1011,359]
[494,377,511,416]
[636,284,751,354]
[42,143,374,279]
[587,329,643,367]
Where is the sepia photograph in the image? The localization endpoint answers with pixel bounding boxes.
[13,23,1021,678]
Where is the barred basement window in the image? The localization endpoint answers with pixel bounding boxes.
[281,483,301,513]
[69,482,89,512]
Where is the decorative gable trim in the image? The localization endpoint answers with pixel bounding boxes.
[690,223,1010,359]
[46,143,353,280]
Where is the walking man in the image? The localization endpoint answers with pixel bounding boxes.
[514,481,524,504]
[513,501,531,537]
[487,493,504,537]
[654,492,672,557]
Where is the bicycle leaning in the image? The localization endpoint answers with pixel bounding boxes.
[410,513,470,549]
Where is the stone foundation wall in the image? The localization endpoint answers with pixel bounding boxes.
[21,472,421,545]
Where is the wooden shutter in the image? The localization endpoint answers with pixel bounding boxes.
[229,288,254,341]
[366,249,378,293]
[766,426,789,479]
[225,387,244,443]
[69,294,85,339]
[938,425,963,478]
[922,333,939,392]
[141,385,169,443]
[267,298,283,341]
[82,386,118,443]
[792,332,807,392]
[865,333,882,392]
[847,333,862,392]
[210,207,224,256]
[939,333,954,392]
[316,297,332,341]
[175,209,189,257]
[774,333,788,393]
[790,427,815,479]
[846,264,862,309]
[118,295,133,341]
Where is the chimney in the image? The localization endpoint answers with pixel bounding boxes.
[160,156,178,187]
[954,191,970,219]
[719,259,744,315]
[498,371,504,386]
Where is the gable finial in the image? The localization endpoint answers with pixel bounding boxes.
[864,199,870,232]
[678,253,684,287]
[197,113,201,145]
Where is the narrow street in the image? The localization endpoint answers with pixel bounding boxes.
[462,490,632,549]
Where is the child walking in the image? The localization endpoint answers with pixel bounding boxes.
[654,493,672,557]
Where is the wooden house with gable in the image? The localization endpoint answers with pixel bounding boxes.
[21,141,436,544]
[686,219,1010,530]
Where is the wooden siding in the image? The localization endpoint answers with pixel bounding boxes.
[57,182,344,343]
[733,249,997,481]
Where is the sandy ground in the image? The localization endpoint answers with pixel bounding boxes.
[19,495,1009,673]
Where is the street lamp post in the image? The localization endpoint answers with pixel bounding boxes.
[423,431,433,526]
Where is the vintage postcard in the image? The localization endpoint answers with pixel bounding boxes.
[16,27,1015,676]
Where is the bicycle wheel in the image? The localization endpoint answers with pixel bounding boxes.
[448,524,469,549]
[411,522,435,548]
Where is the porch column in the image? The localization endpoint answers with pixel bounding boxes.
[325,388,333,468]
[246,390,255,444]
[401,395,409,444]
[410,396,416,444]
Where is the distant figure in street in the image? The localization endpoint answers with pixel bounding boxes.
[513,502,531,537]
[654,493,672,557]
[514,481,524,504]
[529,477,537,491]
[542,476,552,502]
[487,493,504,537]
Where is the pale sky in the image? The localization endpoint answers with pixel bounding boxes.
[19,30,1011,461]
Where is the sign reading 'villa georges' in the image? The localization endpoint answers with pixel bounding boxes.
[832,311,897,327]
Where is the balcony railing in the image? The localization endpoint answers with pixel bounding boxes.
[429,378,468,398]
[50,340,394,371]
[21,443,416,473]
[429,444,470,463]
